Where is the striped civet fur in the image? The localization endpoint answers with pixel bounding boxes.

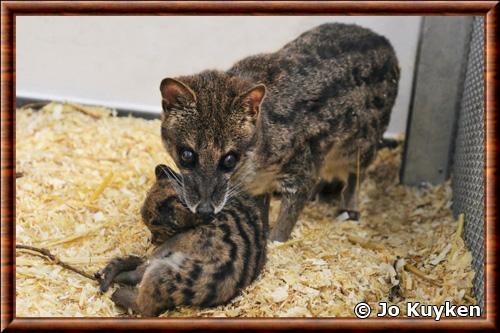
[96,165,269,316]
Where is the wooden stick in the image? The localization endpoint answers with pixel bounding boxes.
[65,102,104,119]
[404,263,441,286]
[18,101,49,110]
[17,256,111,266]
[346,234,384,251]
[450,213,465,259]
[356,146,361,205]
[16,244,97,281]
[90,172,114,202]
[38,226,101,247]
[456,214,465,239]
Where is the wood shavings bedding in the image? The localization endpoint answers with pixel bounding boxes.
[15,103,477,317]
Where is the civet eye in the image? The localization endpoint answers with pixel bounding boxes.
[179,149,196,168]
[220,153,238,171]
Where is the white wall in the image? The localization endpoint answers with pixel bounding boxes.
[16,16,422,135]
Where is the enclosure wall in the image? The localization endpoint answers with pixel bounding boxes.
[16,16,422,135]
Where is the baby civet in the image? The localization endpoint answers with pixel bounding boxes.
[159,23,399,241]
[97,165,269,316]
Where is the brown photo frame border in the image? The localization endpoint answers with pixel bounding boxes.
[1,1,498,331]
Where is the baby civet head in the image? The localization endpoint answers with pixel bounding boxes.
[159,71,265,217]
[141,164,200,245]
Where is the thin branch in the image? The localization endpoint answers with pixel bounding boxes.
[90,172,114,202]
[18,101,49,110]
[16,244,97,281]
[346,234,384,251]
[404,263,440,286]
[65,102,104,119]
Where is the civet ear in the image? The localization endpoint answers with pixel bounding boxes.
[237,84,266,120]
[155,164,169,180]
[154,164,180,181]
[159,78,197,112]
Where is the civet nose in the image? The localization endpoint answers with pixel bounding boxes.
[196,202,214,216]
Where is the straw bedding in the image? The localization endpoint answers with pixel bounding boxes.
[16,103,476,317]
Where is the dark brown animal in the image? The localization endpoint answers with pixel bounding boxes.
[158,23,400,241]
[96,165,269,316]
[140,164,202,245]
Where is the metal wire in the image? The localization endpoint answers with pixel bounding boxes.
[451,16,485,310]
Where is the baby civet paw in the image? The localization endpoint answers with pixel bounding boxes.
[336,210,360,222]
[111,286,139,313]
[95,255,144,292]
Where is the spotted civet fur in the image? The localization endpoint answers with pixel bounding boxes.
[159,23,400,241]
[96,165,269,316]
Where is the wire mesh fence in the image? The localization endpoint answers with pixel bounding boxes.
[451,16,485,310]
